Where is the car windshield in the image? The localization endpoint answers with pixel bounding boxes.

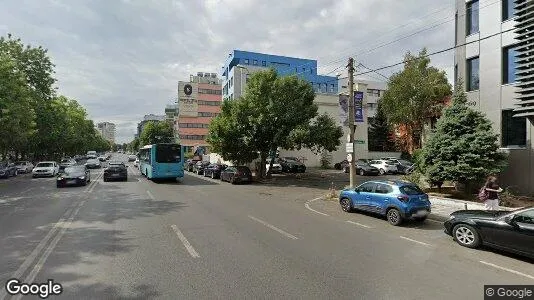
[64,166,84,174]
[399,159,412,165]
[36,163,53,167]
[61,159,69,163]
[399,185,425,195]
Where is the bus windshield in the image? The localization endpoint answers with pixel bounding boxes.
[155,144,181,163]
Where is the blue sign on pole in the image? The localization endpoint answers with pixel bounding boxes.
[354,91,364,123]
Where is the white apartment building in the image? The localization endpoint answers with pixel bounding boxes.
[97,122,116,144]
[454,0,534,194]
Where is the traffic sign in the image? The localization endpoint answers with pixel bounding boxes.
[346,143,354,153]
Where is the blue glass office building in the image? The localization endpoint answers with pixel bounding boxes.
[221,50,338,100]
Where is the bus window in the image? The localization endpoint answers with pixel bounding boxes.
[156,144,181,163]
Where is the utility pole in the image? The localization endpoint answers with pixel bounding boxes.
[347,57,356,188]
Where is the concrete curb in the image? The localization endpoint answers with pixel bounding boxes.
[429,196,515,211]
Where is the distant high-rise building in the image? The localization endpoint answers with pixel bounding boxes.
[177,72,222,153]
[96,122,116,143]
[137,114,166,138]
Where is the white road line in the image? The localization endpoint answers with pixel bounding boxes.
[147,190,155,200]
[170,225,200,258]
[0,205,75,300]
[399,236,432,247]
[18,187,35,195]
[12,202,85,300]
[84,171,102,193]
[86,171,103,193]
[346,220,372,228]
[248,215,299,240]
[304,197,330,216]
[479,260,534,280]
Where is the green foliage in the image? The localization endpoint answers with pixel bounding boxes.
[368,102,396,152]
[419,84,508,192]
[0,34,106,160]
[319,150,332,169]
[380,48,452,152]
[207,69,343,177]
[127,137,140,153]
[401,171,423,187]
[139,121,174,145]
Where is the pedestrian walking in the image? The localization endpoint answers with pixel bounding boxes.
[479,176,503,210]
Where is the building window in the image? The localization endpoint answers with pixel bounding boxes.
[501,110,526,147]
[454,64,458,85]
[179,135,207,140]
[198,88,222,95]
[178,123,210,128]
[262,60,266,66]
[454,12,458,45]
[367,89,381,97]
[503,45,517,84]
[466,1,479,36]
[198,112,219,117]
[253,59,258,65]
[467,56,480,91]
[244,59,249,64]
[502,0,515,21]
[197,100,221,106]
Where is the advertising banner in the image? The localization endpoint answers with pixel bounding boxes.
[354,91,364,123]
[338,94,349,126]
[178,81,198,117]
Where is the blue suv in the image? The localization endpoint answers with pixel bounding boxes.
[339,180,432,226]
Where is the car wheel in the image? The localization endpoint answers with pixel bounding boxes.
[340,198,353,212]
[453,224,481,248]
[386,208,403,226]
[359,169,365,176]
[230,176,236,184]
[82,180,87,186]
[103,177,108,182]
[334,163,341,170]
[379,169,385,175]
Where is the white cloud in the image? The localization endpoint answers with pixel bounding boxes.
[0,0,457,143]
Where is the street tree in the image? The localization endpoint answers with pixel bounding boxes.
[380,48,452,154]
[140,121,174,145]
[207,69,343,178]
[0,52,36,159]
[367,101,397,152]
[419,84,508,194]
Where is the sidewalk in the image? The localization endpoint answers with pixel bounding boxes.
[428,196,516,221]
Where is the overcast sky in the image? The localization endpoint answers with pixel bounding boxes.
[0,0,459,143]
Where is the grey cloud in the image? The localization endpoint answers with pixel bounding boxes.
[1,0,456,143]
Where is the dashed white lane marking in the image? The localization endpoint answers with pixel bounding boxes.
[479,261,534,280]
[399,236,432,247]
[248,215,298,240]
[147,190,155,200]
[170,225,200,258]
[304,197,330,216]
[346,220,372,229]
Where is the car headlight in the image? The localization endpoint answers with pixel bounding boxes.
[78,176,85,180]
[57,177,63,180]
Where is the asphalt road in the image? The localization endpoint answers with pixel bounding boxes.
[0,154,532,299]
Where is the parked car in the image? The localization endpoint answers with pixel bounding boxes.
[266,159,282,174]
[97,155,107,162]
[0,162,18,178]
[185,159,199,172]
[220,166,253,184]
[444,207,534,259]
[56,165,90,187]
[193,161,210,175]
[347,162,380,176]
[103,161,128,181]
[339,180,431,226]
[368,159,398,175]
[384,159,414,175]
[15,161,34,174]
[59,158,77,172]
[128,155,137,162]
[203,163,227,179]
[32,161,59,178]
[279,158,306,173]
[85,158,101,169]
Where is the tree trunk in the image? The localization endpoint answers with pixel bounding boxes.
[259,153,267,179]
[266,148,277,179]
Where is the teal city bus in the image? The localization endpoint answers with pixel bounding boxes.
[139,143,184,180]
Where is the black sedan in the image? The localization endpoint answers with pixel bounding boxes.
[103,162,128,182]
[279,158,306,173]
[344,163,379,176]
[203,163,227,179]
[57,166,90,187]
[193,161,210,175]
[444,207,534,259]
[220,166,253,184]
